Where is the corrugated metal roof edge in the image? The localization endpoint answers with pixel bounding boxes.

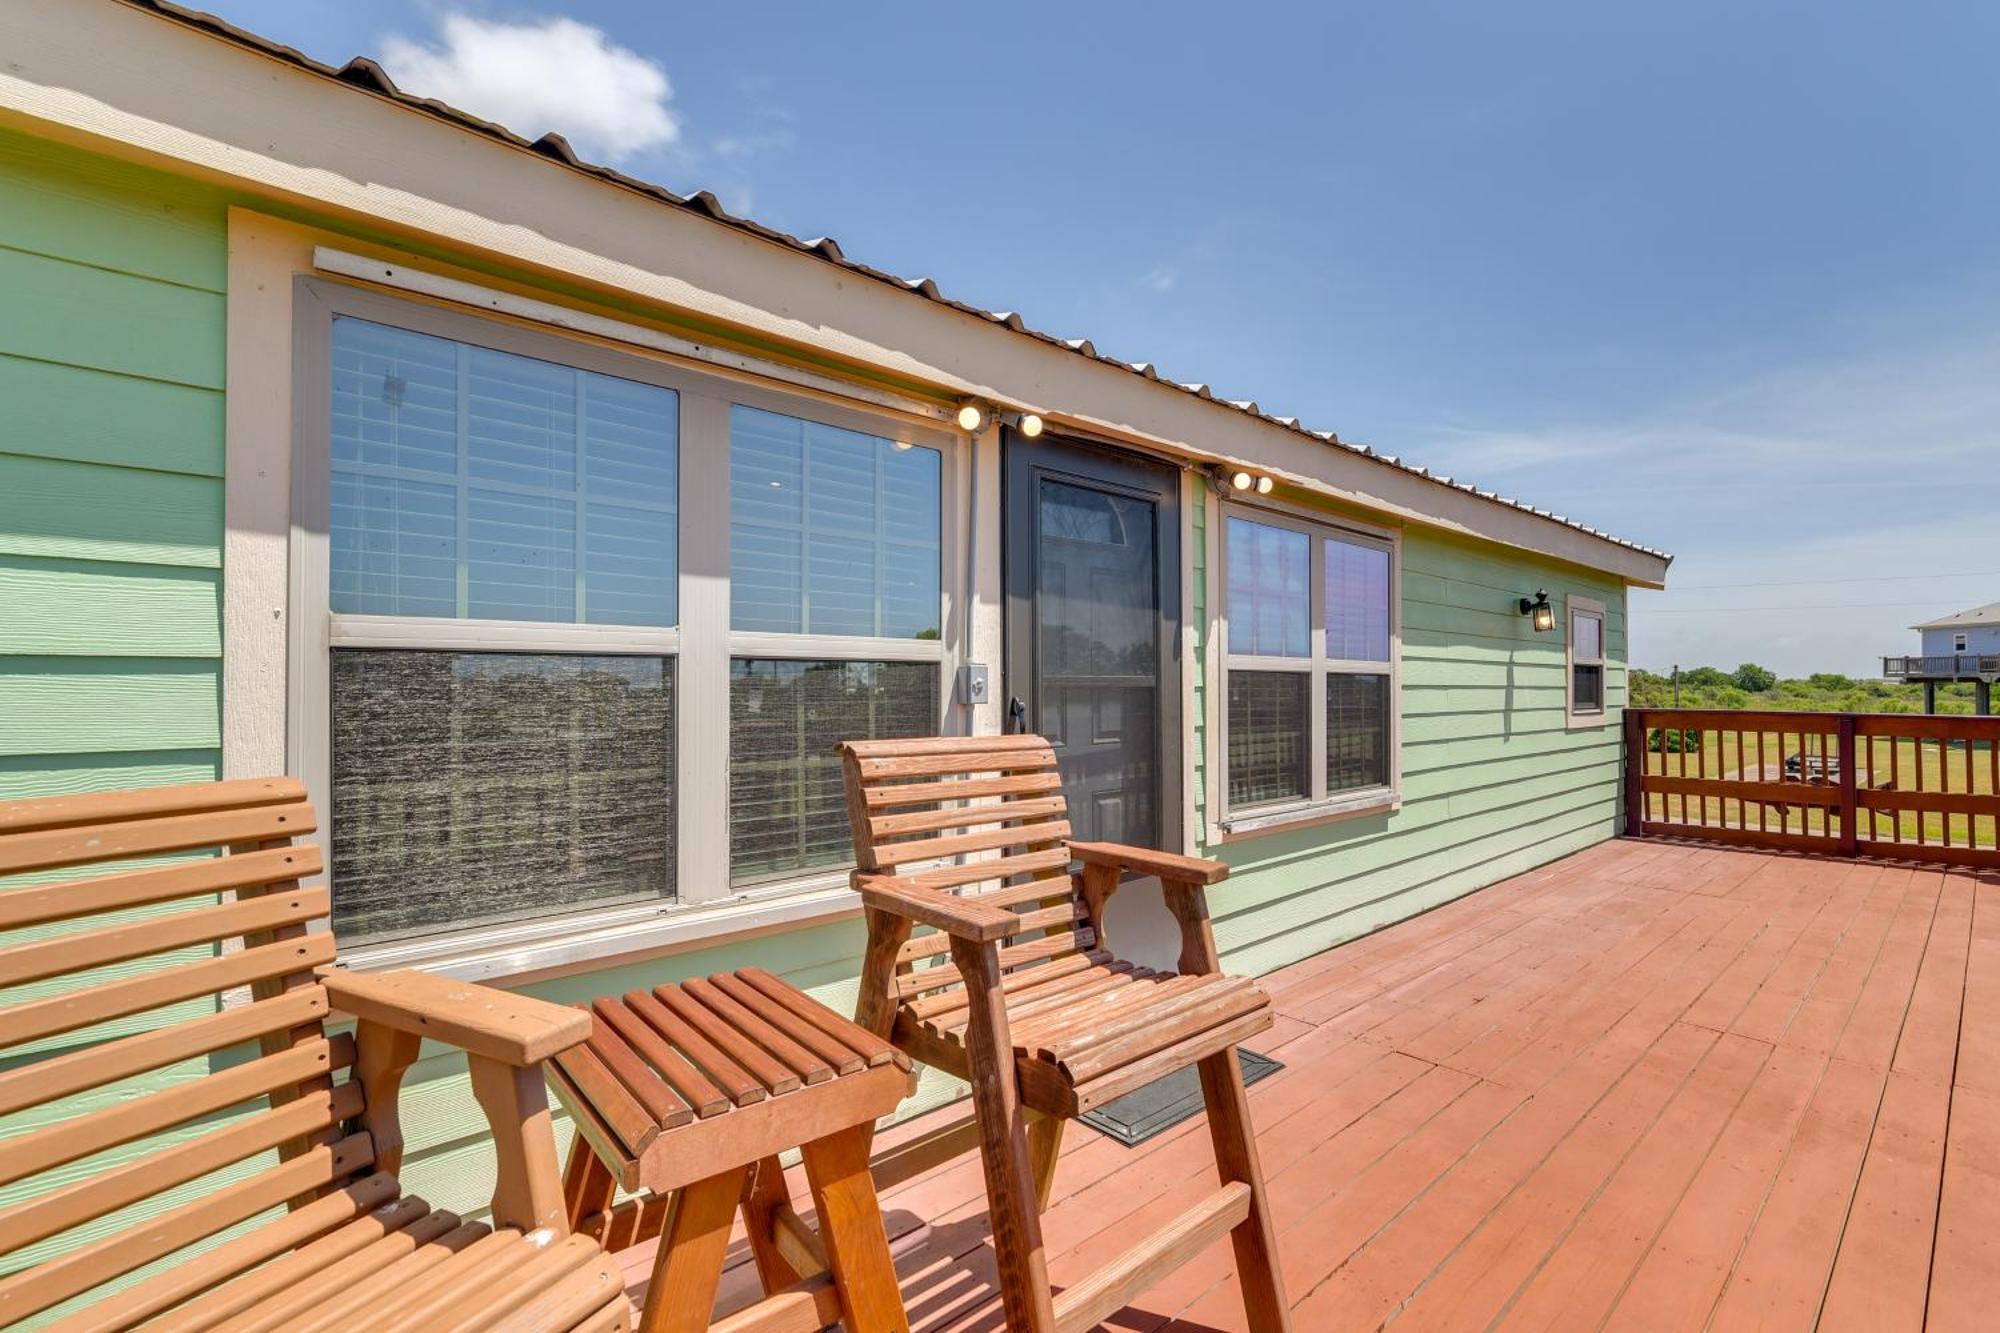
[127,0,1671,567]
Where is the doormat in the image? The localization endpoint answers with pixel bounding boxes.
[1078,1048,1283,1148]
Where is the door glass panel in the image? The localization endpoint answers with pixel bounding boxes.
[1035,479,1159,847]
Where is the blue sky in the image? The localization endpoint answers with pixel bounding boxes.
[209,1,2000,677]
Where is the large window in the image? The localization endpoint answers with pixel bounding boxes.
[325,316,681,941]
[727,406,942,884]
[1567,596,1607,726]
[303,294,953,953]
[1219,506,1396,827]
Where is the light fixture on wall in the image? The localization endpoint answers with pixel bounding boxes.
[999,410,1045,438]
[1208,465,1276,496]
[1519,589,1555,633]
[955,400,989,432]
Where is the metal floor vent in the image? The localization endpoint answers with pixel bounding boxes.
[1078,1048,1283,1148]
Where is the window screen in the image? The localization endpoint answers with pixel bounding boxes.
[329,650,675,942]
[729,659,937,882]
[330,317,679,627]
[729,406,941,638]
[1227,671,1310,808]
[1327,673,1391,793]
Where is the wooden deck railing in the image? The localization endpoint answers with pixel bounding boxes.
[1624,708,2000,870]
[1882,653,2000,680]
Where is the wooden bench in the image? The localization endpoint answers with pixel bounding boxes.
[837,735,1291,1333]
[0,778,632,1331]
[547,971,912,1332]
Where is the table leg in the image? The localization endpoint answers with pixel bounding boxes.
[566,1138,619,1236]
[800,1123,909,1333]
[739,1155,806,1292]
[638,1165,748,1333]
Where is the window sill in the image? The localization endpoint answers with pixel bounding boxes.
[1214,789,1400,840]
[1567,711,1611,732]
[332,873,862,986]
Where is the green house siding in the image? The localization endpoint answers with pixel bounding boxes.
[0,131,226,802]
[1195,498,1628,979]
[0,130,1639,1300]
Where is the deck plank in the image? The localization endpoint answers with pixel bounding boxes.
[625,841,1998,1332]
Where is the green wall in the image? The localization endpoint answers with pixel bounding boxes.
[0,132,226,801]
[1191,495,1628,982]
[0,129,1630,1308]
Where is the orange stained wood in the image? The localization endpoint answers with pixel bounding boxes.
[0,778,630,1331]
[622,838,2000,1331]
[552,972,913,1332]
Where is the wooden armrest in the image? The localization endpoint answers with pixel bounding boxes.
[856,875,1019,943]
[1069,841,1230,886]
[319,967,590,1065]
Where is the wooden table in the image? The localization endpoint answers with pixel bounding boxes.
[547,968,913,1333]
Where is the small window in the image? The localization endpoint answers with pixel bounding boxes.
[1568,596,1608,725]
[1220,507,1397,828]
[1955,632,1969,652]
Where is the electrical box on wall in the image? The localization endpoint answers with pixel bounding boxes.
[958,663,990,705]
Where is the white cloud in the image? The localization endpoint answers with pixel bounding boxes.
[380,12,679,163]
[1142,265,1179,294]
[1398,336,2000,678]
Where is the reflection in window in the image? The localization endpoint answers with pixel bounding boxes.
[729,406,941,638]
[330,650,675,942]
[729,659,937,882]
[1228,671,1309,808]
[1226,517,1310,657]
[329,317,679,626]
[1327,673,1390,792]
[1325,537,1392,662]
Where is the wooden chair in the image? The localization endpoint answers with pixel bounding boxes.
[0,778,632,1331]
[837,735,1291,1333]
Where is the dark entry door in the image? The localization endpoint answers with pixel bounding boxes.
[1003,431,1182,850]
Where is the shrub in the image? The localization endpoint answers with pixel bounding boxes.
[1732,663,1778,692]
[1648,727,1702,754]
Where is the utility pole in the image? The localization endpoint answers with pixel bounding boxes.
[1672,664,1681,708]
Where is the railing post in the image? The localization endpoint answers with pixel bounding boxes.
[1835,714,1858,857]
[1623,708,1645,838]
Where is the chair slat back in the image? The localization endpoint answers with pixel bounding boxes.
[0,779,366,1325]
[837,736,1091,982]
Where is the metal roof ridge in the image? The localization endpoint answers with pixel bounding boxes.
[131,0,1672,565]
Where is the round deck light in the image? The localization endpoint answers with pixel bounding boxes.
[1255,475,1275,494]
[1231,470,1254,491]
[1019,412,1045,438]
[956,401,988,432]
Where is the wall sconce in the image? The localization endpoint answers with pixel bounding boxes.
[955,400,989,432]
[1000,410,1045,438]
[1519,589,1555,633]
[1208,465,1275,496]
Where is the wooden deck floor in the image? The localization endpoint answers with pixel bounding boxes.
[628,837,2000,1330]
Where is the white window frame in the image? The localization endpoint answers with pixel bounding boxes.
[1214,500,1401,835]
[289,279,963,973]
[1955,632,1969,653]
[1566,594,1608,728]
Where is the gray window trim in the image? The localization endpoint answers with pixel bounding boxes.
[1566,594,1609,729]
[290,277,963,970]
[1214,499,1402,836]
